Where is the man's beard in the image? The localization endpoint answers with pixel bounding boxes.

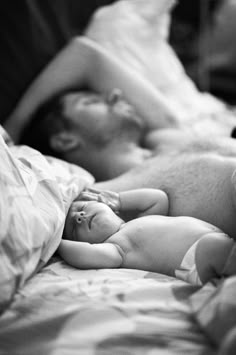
[82,113,145,147]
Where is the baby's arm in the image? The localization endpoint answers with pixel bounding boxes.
[58,240,123,269]
[196,233,235,284]
[118,189,169,217]
[79,188,169,217]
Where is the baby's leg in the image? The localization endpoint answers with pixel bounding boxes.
[195,232,234,284]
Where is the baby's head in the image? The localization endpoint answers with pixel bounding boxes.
[64,200,124,243]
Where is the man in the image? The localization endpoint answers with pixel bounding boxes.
[19,81,236,241]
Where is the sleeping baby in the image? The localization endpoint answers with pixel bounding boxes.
[58,188,236,286]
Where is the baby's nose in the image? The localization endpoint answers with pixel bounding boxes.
[75,211,86,224]
[107,88,123,105]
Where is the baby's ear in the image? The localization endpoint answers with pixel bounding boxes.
[50,131,81,153]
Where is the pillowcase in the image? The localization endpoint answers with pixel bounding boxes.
[0,137,94,312]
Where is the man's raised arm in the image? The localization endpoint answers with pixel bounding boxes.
[5,36,179,142]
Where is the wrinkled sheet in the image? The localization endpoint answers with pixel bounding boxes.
[0,257,212,355]
[191,275,236,352]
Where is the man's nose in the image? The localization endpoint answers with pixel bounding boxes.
[107,88,123,105]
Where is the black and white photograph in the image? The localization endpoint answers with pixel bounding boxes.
[0,1,236,354]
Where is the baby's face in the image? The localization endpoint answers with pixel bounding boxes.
[64,200,123,243]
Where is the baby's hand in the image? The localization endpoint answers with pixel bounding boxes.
[78,188,121,213]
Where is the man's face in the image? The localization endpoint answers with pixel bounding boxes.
[61,89,144,146]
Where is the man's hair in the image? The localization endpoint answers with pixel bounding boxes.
[20,95,69,158]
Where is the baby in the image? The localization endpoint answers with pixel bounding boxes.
[58,188,236,285]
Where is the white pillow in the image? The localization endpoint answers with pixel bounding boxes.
[0,138,94,311]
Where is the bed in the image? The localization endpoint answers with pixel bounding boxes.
[1,1,236,354]
[0,125,235,355]
[0,260,212,355]
[0,135,212,355]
